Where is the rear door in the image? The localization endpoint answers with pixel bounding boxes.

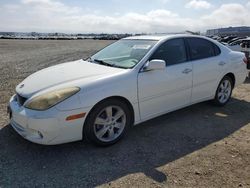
[185,37,223,103]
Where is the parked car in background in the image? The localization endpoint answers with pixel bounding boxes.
[241,38,250,49]
[226,38,247,51]
[240,38,250,72]
[8,35,248,146]
[227,36,247,44]
[218,36,238,43]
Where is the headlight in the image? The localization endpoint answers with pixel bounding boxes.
[24,87,80,111]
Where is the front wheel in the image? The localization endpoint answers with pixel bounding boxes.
[83,99,132,146]
[213,76,233,106]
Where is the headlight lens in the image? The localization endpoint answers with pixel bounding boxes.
[24,87,80,111]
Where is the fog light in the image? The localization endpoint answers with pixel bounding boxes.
[37,131,43,139]
[26,129,43,139]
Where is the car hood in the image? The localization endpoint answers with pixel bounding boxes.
[16,59,126,97]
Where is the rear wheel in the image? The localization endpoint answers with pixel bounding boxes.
[84,99,132,146]
[213,76,233,106]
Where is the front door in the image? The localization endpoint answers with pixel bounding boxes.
[138,38,193,121]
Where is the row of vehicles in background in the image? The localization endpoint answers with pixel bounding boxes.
[208,35,250,73]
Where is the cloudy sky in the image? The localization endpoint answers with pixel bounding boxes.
[1,0,250,33]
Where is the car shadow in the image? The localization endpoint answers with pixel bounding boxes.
[0,98,250,187]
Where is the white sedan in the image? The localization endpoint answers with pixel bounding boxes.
[8,35,248,146]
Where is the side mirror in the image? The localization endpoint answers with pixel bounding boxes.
[143,59,166,72]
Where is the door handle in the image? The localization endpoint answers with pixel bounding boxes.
[182,68,192,74]
[218,61,226,66]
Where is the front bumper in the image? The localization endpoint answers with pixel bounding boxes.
[11,119,43,141]
[9,95,90,145]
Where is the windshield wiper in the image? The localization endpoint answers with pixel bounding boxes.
[94,59,113,67]
[93,59,128,69]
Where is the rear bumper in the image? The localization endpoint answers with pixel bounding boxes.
[9,95,91,145]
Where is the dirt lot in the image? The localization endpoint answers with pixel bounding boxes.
[0,39,250,188]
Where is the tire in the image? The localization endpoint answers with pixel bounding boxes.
[213,76,233,106]
[83,99,132,146]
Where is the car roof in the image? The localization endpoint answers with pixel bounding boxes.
[242,37,250,41]
[124,34,210,41]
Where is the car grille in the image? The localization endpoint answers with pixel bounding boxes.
[16,94,28,106]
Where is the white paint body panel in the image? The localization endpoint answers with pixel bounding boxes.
[227,44,242,52]
[191,56,223,103]
[9,34,248,145]
[138,62,192,120]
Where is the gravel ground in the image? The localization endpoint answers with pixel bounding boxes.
[0,39,250,188]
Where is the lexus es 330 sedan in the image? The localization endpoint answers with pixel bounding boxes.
[8,35,248,146]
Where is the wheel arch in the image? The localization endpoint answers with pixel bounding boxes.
[213,72,236,100]
[224,72,235,88]
[213,72,235,106]
[82,96,135,140]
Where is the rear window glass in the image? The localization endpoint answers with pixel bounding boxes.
[214,44,221,56]
[187,38,220,60]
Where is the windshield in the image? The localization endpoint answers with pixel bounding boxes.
[90,39,157,69]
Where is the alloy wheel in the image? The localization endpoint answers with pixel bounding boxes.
[218,79,232,104]
[93,105,126,142]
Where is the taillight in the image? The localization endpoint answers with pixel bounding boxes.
[243,57,248,65]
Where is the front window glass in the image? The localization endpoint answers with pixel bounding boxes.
[90,39,157,69]
[150,38,187,66]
